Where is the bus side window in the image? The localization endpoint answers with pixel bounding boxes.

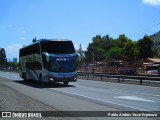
[36,62,42,70]
[26,61,42,70]
[42,54,47,69]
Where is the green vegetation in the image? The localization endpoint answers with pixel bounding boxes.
[82,33,158,64]
[7,62,19,68]
[150,31,160,58]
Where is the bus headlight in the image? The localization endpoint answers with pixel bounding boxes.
[48,75,54,81]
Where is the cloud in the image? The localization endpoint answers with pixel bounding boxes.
[5,44,22,60]
[142,0,160,6]
[1,25,6,29]
[152,24,160,31]
[21,30,27,33]
[0,25,13,29]
[21,37,27,40]
[8,25,13,28]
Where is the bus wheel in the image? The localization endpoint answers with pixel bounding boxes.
[39,74,43,85]
[23,73,27,81]
[64,81,68,86]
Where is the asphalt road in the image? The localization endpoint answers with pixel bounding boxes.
[0,71,160,120]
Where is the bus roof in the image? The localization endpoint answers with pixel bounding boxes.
[39,39,72,41]
[21,39,72,49]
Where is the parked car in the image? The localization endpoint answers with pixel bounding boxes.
[146,70,158,75]
[120,69,136,75]
[3,67,7,71]
[7,67,14,71]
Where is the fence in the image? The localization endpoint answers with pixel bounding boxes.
[78,72,160,85]
[0,66,19,73]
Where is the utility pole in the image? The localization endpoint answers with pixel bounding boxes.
[92,47,95,65]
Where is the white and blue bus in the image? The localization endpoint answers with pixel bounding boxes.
[19,39,77,85]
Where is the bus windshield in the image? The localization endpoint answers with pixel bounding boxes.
[49,56,76,73]
[41,41,75,54]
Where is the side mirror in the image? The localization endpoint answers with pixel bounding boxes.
[46,55,49,62]
[76,53,81,62]
[42,52,49,62]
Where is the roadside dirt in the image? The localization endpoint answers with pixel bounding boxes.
[0,82,77,120]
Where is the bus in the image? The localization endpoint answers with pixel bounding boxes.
[19,39,78,85]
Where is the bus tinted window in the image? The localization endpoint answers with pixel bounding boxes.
[41,41,75,54]
[20,43,40,57]
[26,61,42,70]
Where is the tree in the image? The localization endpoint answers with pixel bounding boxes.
[124,41,139,62]
[77,44,83,55]
[85,35,116,63]
[85,34,139,64]
[85,43,94,63]
[95,47,105,62]
[138,36,153,59]
[105,47,123,61]
[77,44,85,62]
[117,34,130,48]
[0,48,7,65]
[154,54,160,58]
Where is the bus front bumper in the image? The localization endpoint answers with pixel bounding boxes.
[47,75,77,83]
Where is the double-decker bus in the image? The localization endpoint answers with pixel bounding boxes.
[19,39,77,85]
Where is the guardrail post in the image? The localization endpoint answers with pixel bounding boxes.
[101,76,103,81]
[118,77,120,83]
[87,74,89,80]
[122,77,124,81]
[140,78,142,85]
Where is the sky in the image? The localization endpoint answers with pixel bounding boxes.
[0,0,160,60]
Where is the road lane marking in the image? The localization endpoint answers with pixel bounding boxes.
[51,89,150,111]
[77,81,160,97]
[114,96,155,103]
[111,88,160,97]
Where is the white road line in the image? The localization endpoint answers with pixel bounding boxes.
[78,82,160,97]
[78,80,160,97]
[52,89,150,111]
[111,88,160,97]
[114,96,155,103]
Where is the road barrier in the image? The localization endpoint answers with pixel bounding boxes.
[78,72,160,85]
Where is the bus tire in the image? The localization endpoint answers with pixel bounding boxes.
[64,81,68,86]
[23,72,27,81]
[39,74,43,85]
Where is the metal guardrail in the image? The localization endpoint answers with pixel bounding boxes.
[78,72,160,85]
[0,69,19,73]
